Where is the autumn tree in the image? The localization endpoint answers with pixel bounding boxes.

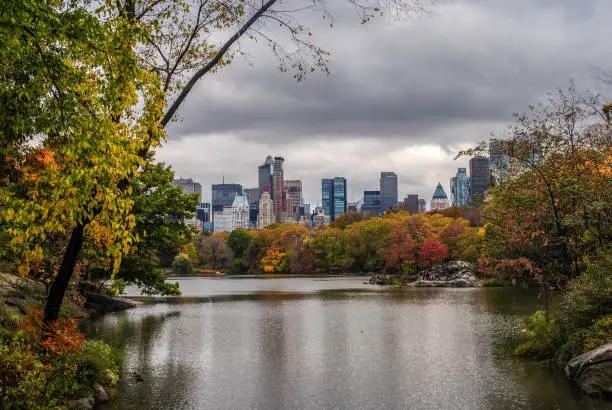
[462,85,612,311]
[197,234,232,270]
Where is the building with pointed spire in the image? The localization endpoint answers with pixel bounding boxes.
[231,195,250,230]
[431,182,449,211]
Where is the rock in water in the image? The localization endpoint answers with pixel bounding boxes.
[414,261,480,287]
[94,383,109,403]
[565,343,612,396]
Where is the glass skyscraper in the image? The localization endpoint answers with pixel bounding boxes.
[321,177,347,221]
[380,172,398,212]
[450,168,470,207]
[211,183,243,214]
[362,190,381,214]
[469,156,490,204]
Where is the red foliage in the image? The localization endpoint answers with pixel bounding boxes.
[22,309,85,357]
[418,238,449,269]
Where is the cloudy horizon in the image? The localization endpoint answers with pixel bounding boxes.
[155,0,612,207]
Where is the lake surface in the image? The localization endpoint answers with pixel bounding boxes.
[86,277,611,410]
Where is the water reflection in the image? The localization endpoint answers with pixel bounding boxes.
[89,279,612,410]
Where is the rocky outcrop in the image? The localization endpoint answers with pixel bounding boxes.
[85,291,142,315]
[411,261,480,288]
[0,273,87,318]
[565,343,612,397]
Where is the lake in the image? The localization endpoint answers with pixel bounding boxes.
[86,277,611,409]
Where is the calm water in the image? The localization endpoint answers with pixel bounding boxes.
[86,277,611,410]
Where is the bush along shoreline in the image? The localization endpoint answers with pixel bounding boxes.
[513,255,612,398]
[0,274,127,409]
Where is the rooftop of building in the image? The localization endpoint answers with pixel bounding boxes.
[432,182,448,199]
[232,195,250,207]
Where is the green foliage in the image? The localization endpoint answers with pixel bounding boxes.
[77,340,123,387]
[172,254,193,276]
[514,311,560,360]
[231,258,248,274]
[227,229,254,259]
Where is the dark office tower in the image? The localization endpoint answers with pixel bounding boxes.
[322,178,333,219]
[244,188,260,204]
[332,177,347,221]
[380,172,398,213]
[469,156,490,204]
[362,190,381,214]
[404,194,419,214]
[272,157,284,223]
[258,155,274,199]
[211,183,243,214]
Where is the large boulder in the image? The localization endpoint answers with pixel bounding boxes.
[412,261,480,287]
[565,343,612,396]
[85,291,142,315]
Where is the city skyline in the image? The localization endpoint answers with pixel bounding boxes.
[158,1,611,209]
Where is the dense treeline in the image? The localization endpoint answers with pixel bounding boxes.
[191,210,483,275]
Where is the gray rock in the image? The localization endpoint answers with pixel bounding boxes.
[413,261,480,287]
[93,383,109,403]
[68,397,95,410]
[565,343,612,396]
[85,291,142,314]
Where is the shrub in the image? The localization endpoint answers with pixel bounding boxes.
[514,311,561,359]
[78,340,122,387]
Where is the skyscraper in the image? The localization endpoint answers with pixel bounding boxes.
[211,183,243,214]
[284,179,302,222]
[322,178,333,218]
[172,178,202,202]
[272,157,284,223]
[380,172,398,213]
[489,140,509,187]
[431,182,449,210]
[332,177,347,221]
[362,190,381,214]
[257,191,275,229]
[450,168,470,207]
[258,155,274,198]
[469,156,490,204]
[231,195,250,231]
[321,177,347,221]
[401,194,419,214]
[418,198,426,213]
[244,188,260,204]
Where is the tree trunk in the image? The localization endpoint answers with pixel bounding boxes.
[43,223,85,324]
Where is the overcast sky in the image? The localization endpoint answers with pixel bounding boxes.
[156,0,612,207]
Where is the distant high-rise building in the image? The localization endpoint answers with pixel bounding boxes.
[322,178,333,218]
[469,156,490,204]
[332,177,347,221]
[272,157,284,223]
[451,168,470,207]
[380,172,398,212]
[244,187,260,204]
[418,198,426,213]
[347,202,359,213]
[258,155,274,198]
[196,202,211,225]
[431,182,449,211]
[213,207,232,233]
[284,179,302,222]
[321,177,347,222]
[172,178,202,202]
[313,207,330,228]
[401,194,419,214]
[257,191,275,229]
[211,183,242,214]
[231,195,250,231]
[362,190,381,214]
[489,140,509,187]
